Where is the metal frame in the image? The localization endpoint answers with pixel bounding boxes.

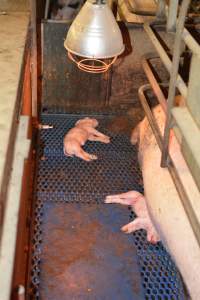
[144,0,200,172]
[141,0,200,246]
[30,0,38,118]
[161,0,190,166]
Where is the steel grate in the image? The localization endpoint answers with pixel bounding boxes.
[39,114,134,157]
[29,113,186,299]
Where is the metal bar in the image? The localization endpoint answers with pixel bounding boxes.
[138,84,200,248]
[142,54,167,113]
[167,0,179,32]
[144,23,188,98]
[138,84,163,150]
[156,0,166,20]
[30,0,38,118]
[161,0,191,167]
[44,0,50,19]
[105,67,113,106]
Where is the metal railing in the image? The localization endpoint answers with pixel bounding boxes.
[141,0,200,244]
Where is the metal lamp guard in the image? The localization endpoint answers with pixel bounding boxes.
[68,51,117,73]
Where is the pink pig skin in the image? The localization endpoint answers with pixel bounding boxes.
[131,104,200,299]
[105,191,160,244]
[63,117,110,161]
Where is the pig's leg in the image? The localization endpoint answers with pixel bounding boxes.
[90,129,110,143]
[121,218,160,244]
[105,191,143,205]
[131,196,160,242]
[105,192,160,243]
[88,134,110,143]
[130,124,139,145]
[75,148,97,161]
[63,147,73,157]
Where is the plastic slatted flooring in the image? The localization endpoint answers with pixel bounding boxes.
[29,114,186,300]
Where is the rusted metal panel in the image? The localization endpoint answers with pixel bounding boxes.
[39,203,144,300]
[42,22,110,110]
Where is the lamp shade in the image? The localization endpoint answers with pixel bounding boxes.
[64,0,125,59]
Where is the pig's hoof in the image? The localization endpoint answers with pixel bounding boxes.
[104,197,112,203]
[105,137,111,143]
[130,130,138,145]
[147,232,160,244]
[102,137,110,144]
[90,154,97,160]
[121,224,131,234]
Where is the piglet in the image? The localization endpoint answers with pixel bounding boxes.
[63,117,110,161]
[105,191,160,244]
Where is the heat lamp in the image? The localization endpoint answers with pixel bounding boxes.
[64,0,125,73]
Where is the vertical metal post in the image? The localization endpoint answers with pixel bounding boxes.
[167,0,179,32]
[44,0,50,19]
[161,0,191,167]
[30,0,38,118]
[156,0,166,20]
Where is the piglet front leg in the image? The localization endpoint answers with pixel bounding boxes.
[76,149,97,161]
[121,218,160,244]
[105,191,142,205]
[105,191,160,244]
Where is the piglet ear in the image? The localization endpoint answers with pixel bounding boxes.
[75,120,81,126]
[93,119,99,126]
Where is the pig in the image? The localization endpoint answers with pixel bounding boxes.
[51,0,81,20]
[52,6,76,20]
[130,104,200,299]
[63,117,110,161]
[105,191,160,244]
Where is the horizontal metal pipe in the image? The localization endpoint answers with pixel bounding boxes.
[142,55,167,113]
[144,23,188,98]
